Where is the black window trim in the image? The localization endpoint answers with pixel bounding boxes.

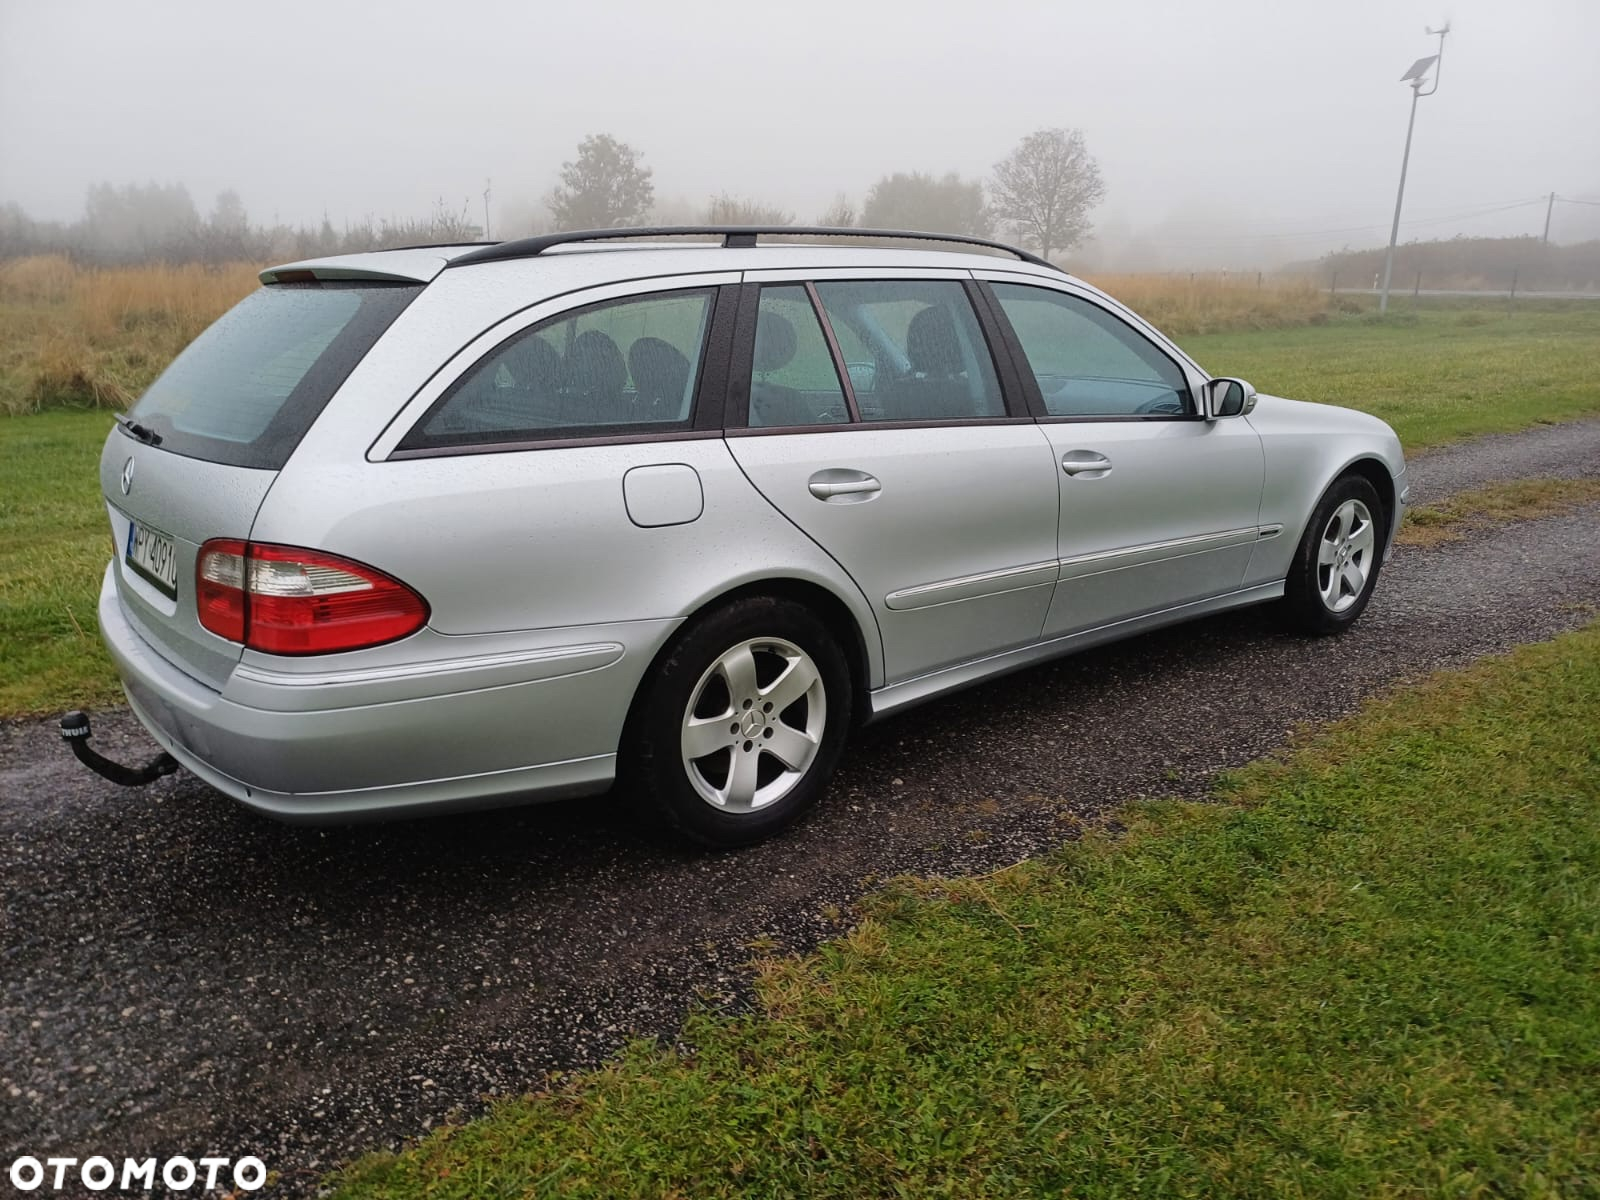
[392,282,735,456]
[725,276,1027,433]
[975,279,1203,423]
[964,278,1035,420]
[805,281,863,423]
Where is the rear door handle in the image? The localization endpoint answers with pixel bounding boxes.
[808,469,881,502]
[1061,452,1113,478]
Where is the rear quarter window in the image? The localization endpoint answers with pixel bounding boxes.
[129,281,420,469]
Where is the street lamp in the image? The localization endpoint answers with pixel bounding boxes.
[1379,24,1449,313]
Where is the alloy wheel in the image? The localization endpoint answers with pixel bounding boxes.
[680,637,827,813]
[1317,498,1376,614]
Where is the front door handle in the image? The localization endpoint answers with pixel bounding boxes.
[1061,452,1113,478]
[808,469,882,502]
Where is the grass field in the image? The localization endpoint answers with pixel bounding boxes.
[330,623,1600,1198]
[1,297,1598,718]
[1185,306,1600,448]
[0,409,118,715]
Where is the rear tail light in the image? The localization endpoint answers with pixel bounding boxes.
[195,541,428,655]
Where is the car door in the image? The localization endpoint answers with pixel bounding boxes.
[978,274,1266,638]
[724,271,1060,683]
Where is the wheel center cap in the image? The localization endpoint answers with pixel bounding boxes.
[740,710,766,737]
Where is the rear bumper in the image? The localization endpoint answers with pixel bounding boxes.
[97,566,670,822]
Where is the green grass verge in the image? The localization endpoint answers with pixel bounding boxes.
[1183,306,1600,449]
[1,308,1598,717]
[1398,477,1600,546]
[0,409,122,715]
[332,625,1600,1198]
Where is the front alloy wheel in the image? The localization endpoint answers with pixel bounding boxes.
[1284,473,1388,635]
[1316,498,1376,614]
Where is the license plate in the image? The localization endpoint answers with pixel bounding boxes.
[125,519,179,598]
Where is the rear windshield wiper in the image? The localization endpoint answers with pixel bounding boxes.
[114,414,163,446]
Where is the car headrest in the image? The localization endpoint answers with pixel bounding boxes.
[566,330,627,396]
[628,336,691,405]
[753,311,798,374]
[504,333,562,393]
[906,305,963,377]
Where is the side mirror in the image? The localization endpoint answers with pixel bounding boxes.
[1202,377,1257,420]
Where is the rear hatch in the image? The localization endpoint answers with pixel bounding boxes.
[101,280,420,689]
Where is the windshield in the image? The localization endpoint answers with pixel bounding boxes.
[128,280,420,469]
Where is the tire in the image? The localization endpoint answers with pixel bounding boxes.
[1283,474,1388,635]
[622,596,853,848]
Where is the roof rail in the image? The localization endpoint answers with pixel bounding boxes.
[445,226,1063,272]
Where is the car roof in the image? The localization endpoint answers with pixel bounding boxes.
[260,231,1076,287]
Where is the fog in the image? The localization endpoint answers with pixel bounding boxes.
[2,0,1597,269]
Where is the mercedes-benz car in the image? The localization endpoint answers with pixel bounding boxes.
[87,227,1406,846]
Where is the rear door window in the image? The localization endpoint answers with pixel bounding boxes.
[129,281,420,468]
[811,280,1005,422]
[748,286,851,427]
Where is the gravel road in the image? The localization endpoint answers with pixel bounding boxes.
[3,420,1599,1195]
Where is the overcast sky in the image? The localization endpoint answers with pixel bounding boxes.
[2,0,1596,266]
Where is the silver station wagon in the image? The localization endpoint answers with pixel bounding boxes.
[81,228,1407,846]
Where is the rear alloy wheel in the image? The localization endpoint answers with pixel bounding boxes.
[681,636,827,814]
[1284,474,1387,635]
[625,597,852,847]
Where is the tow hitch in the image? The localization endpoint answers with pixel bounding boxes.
[60,711,180,787]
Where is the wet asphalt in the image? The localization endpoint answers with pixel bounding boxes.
[3,418,1599,1195]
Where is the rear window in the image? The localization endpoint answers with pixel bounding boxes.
[128,281,420,469]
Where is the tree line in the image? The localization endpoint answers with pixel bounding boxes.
[0,128,1104,266]
[551,128,1103,258]
[1305,235,1600,292]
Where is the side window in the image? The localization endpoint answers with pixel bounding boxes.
[749,286,850,428]
[813,280,1004,422]
[991,283,1192,418]
[402,288,713,448]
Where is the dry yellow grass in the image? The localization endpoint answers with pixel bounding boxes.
[0,257,1337,414]
[1085,272,1334,336]
[0,255,260,413]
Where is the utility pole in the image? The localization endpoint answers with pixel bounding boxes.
[1543,192,1556,244]
[483,179,492,241]
[1379,24,1449,314]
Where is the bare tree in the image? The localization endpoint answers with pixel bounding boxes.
[991,128,1105,259]
[860,172,989,237]
[547,134,654,231]
[817,194,856,227]
[704,194,793,225]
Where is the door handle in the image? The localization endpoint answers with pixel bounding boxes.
[807,469,881,502]
[1061,452,1113,478]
